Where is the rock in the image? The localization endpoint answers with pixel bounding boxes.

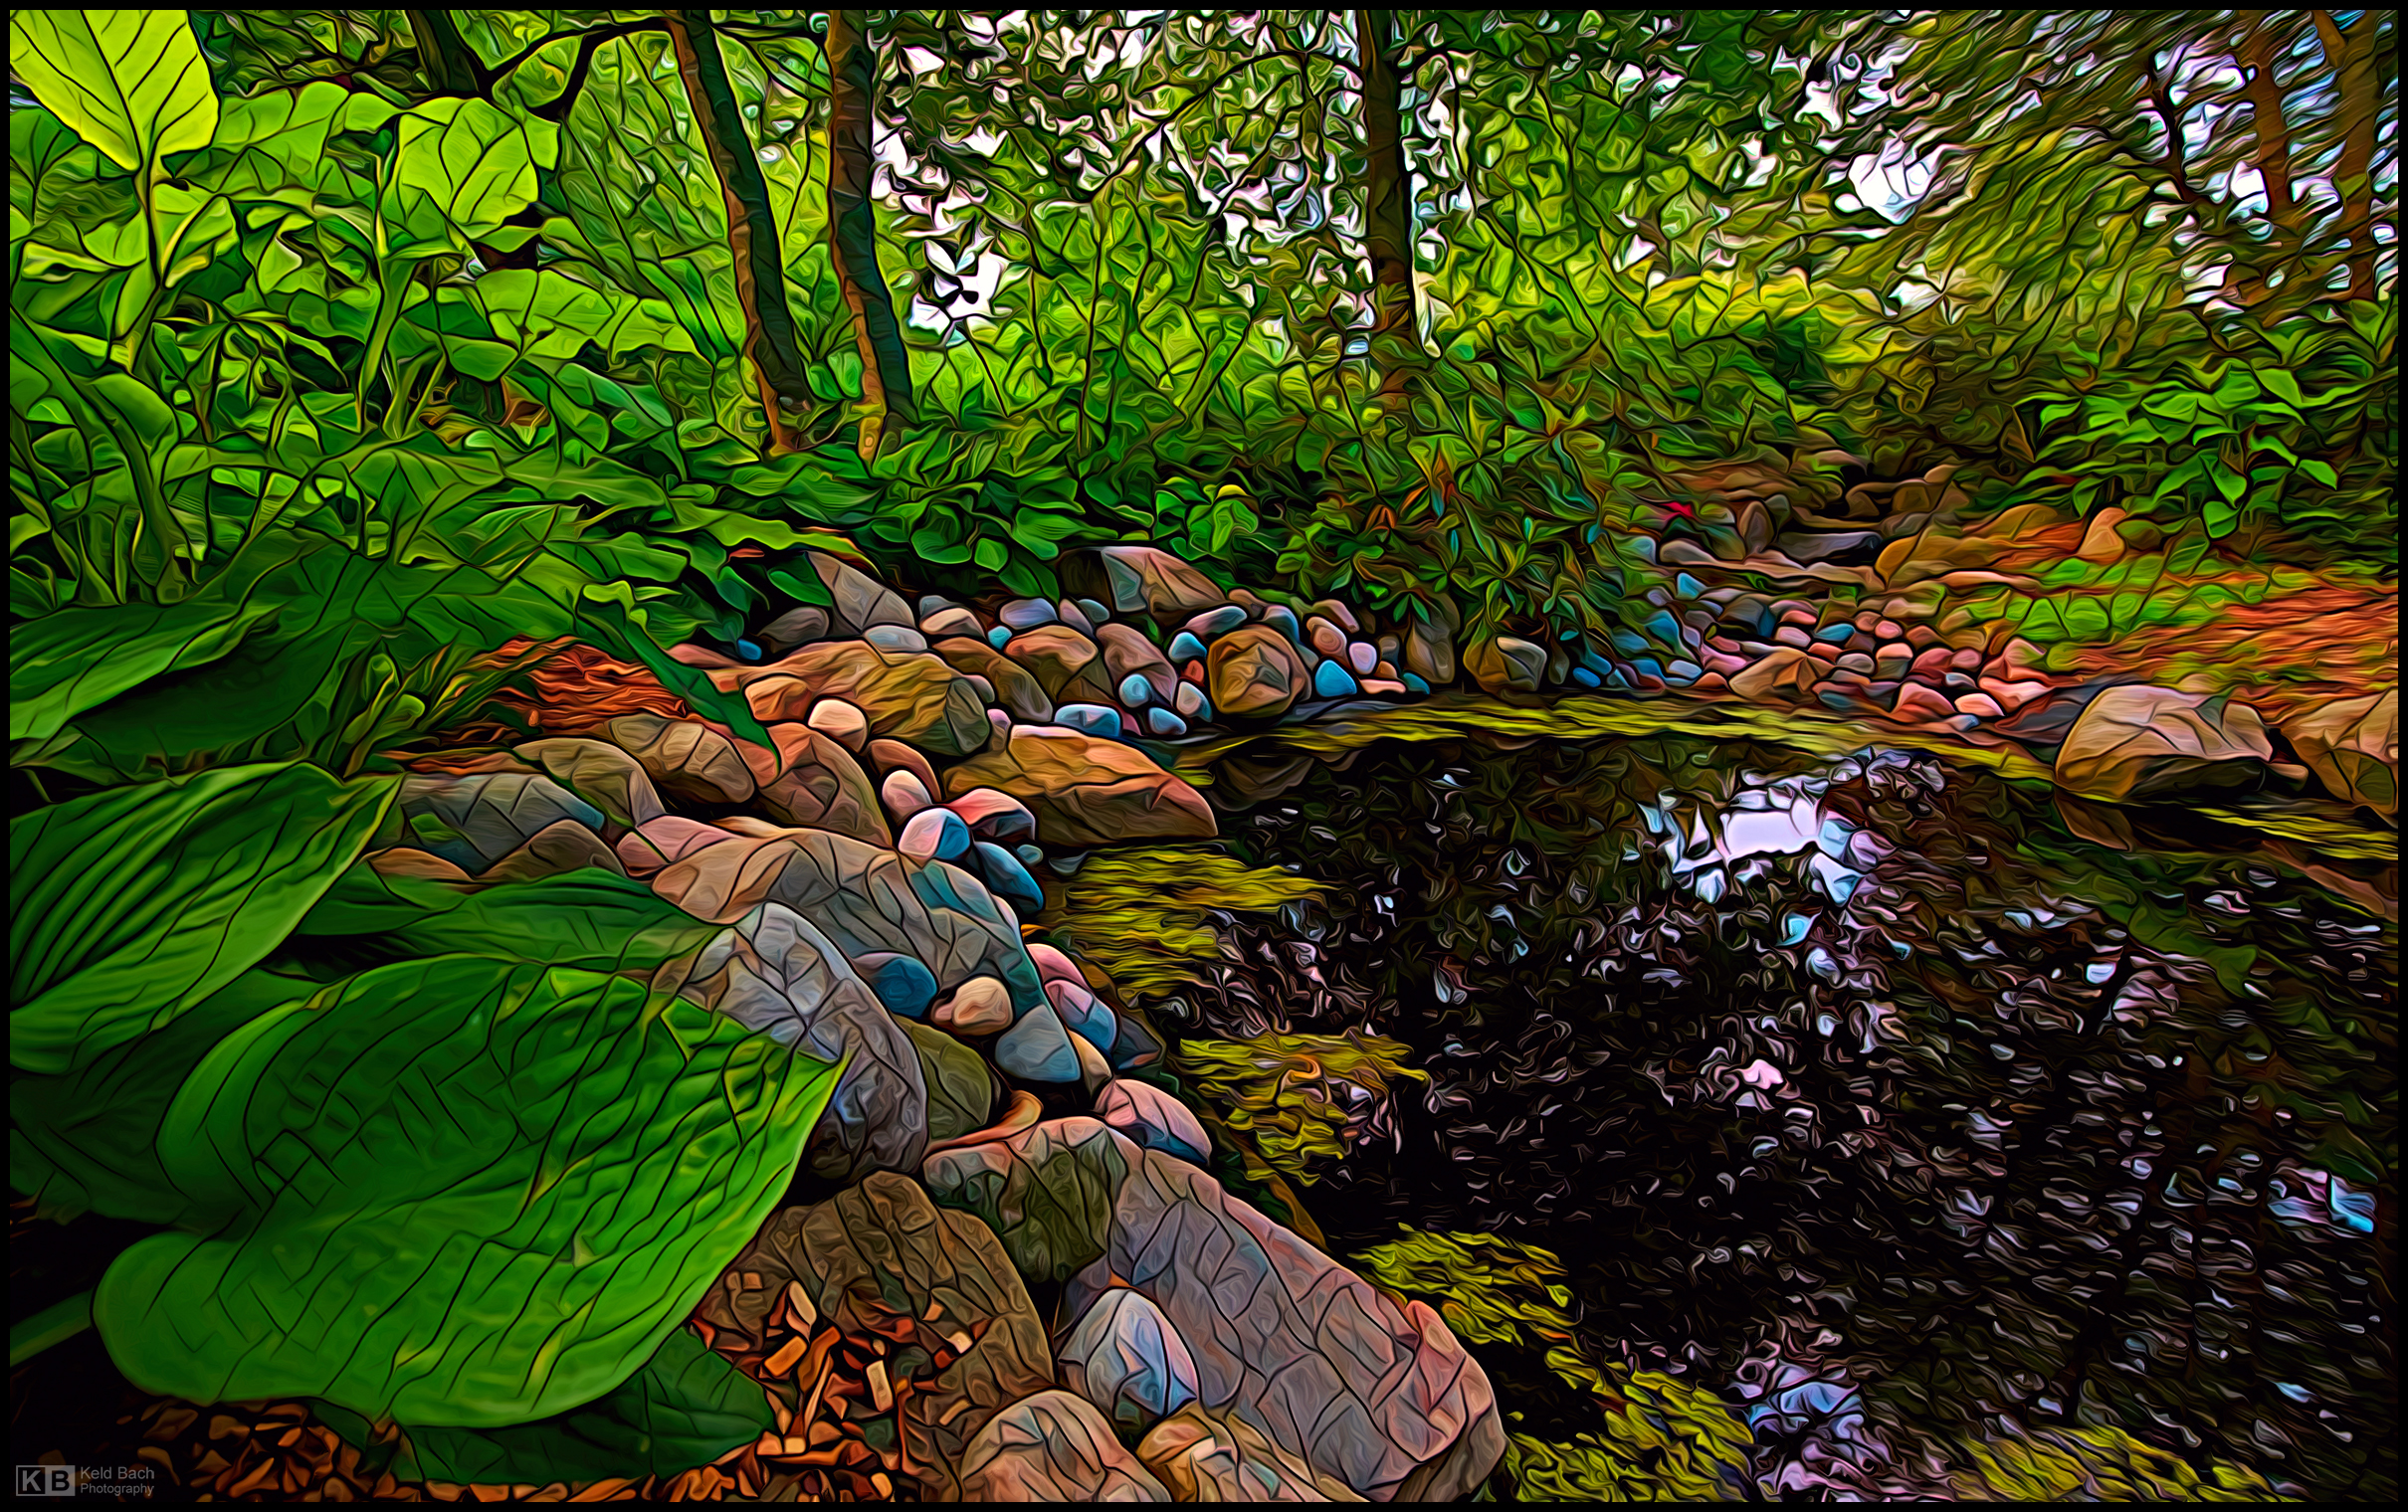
[1182,605,1249,641]
[971,840,1045,915]
[511,738,668,828]
[2075,505,2131,565]
[613,814,736,875]
[1173,682,1210,720]
[1358,678,1406,697]
[757,605,830,656]
[2281,689,2397,817]
[985,707,1013,745]
[1139,1405,1365,1502]
[881,768,935,821]
[947,787,1038,842]
[1000,597,1060,631]
[1062,1288,1202,1432]
[993,1000,1083,1085]
[900,807,974,862]
[921,1118,1140,1281]
[727,642,989,756]
[1892,682,1961,725]
[694,1174,1053,1501]
[1097,623,1179,706]
[934,637,1057,724]
[369,848,475,882]
[1259,604,1304,650]
[1056,597,1097,638]
[1020,942,1079,986]
[1007,625,1119,711]
[1063,1147,1505,1500]
[2055,685,2275,801]
[399,772,608,873]
[1107,1011,1166,1073]
[1145,707,1189,738]
[1346,642,1377,677]
[603,713,756,807]
[757,723,890,846]
[1207,625,1310,720]
[1074,1027,1113,1095]
[1305,616,1348,659]
[941,727,1217,847]
[1095,1079,1209,1164]
[1071,545,1227,623]
[960,1390,1171,1502]
[862,624,928,657]
[1311,660,1359,698]
[1402,604,1458,686]
[1046,977,1117,1054]
[1728,648,1821,701]
[1165,630,1209,663]
[855,950,941,1019]
[1056,702,1125,740]
[1075,597,1113,627]
[668,643,742,668]
[808,549,913,636]
[1954,692,2005,719]
[903,1018,1003,1145]
[647,831,1045,1011]
[864,736,938,795]
[934,975,1016,1037]
[921,604,985,640]
[1464,637,1546,694]
[656,903,925,1182]
[1118,672,1155,708]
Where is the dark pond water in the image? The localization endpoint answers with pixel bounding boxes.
[1173,724,2395,1499]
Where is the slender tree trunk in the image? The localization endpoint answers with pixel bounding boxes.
[408,10,485,94]
[2236,13,2305,302]
[826,10,916,458]
[1357,9,1418,390]
[664,9,813,448]
[2311,9,2383,300]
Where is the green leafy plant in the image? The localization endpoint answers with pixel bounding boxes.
[1174,1032,1426,1183]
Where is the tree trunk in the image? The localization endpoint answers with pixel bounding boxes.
[1357,9,1418,388]
[2312,9,2383,300]
[408,10,485,94]
[2236,13,2304,302]
[826,10,916,458]
[664,9,813,445]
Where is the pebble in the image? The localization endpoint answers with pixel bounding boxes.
[987,626,1013,649]
[1173,682,1209,719]
[972,840,1045,914]
[1046,978,1118,1055]
[1346,642,1377,676]
[1185,605,1248,640]
[1311,660,1358,698]
[1954,692,2005,719]
[854,952,939,1019]
[1056,599,1096,637]
[881,769,934,820]
[1165,631,1208,662]
[934,976,1014,1036]
[993,1000,1081,1082]
[1055,703,1123,739]
[1074,597,1112,627]
[1025,941,1084,985]
[806,698,871,752]
[1145,707,1188,737]
[862,624,928,654]
[1000,598,1059,630]
[1117,672,1154,708]
[899,807,972,861]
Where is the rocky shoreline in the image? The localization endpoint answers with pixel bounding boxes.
[130,529,2389,1501]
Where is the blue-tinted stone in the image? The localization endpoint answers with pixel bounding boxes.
[1074,597,1112,627]
[900,807,972,861]
[1145,707,1188,737]
[1055,702,1123,739]
[1107,1011,1165,1071]
[1631,658,1665,680]
[993,1001,1082,1083]
[1814,623,1855,644]
[733,639,762,662]
[855,951,938,1019]
[1665,659,1704,684]
[1570,665,1603,688]
[1185,605,1248,639]
[1628,535,1659,564]
[1052,986,1118,1055]
[987,626,1013,649]
[1260,605,1301,644]
[1311,660,1358,698]
[862,624,928,653]
[999,597,1059,630]
[1165,631,1208,662]
[1609,629,1651,657]
[1400,671,1430,694]
[1642,608,1685,646]
[972,841,1044,915]
[1117,672,1154,707]
[1675,572,1706,600]
[1014,843,1046,867]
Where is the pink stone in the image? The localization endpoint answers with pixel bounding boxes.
[614,815,736,875]
[1774,625,1813,650]
[882,768,934,820]
[947,786,1038,840]
[1025,941,1085,985]
[1954,692,2005,719]
[1892,683,1959,724]
[806,697,871,752]
[1346,641,1377,676]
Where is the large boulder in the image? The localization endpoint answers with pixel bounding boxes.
[1067,545,1228,623]
[959,1390,1171,1501]
[1138,1405,1365,1502]
[694,1173,1054,1501]
[712,642,989,757]
[479,819,622,882]
[1206,626,1309,721]
[1464,636,1546,695]
[1061,1287,1202,1432]
[903,1018,1004,1145]
[755,723,890,845]
[1095,1079,1210,1164]
[396,772,607,872]
[924,1119,1505,1500]
[2054,685,2274,801]
[1401,603,1458,688]
[601,713,755,807]
[655,903,925,1182]
[1005,625,1117,707]
[1096,622,1179,706]
[2282,689,2398,818]
[510,737,667,827]
[807,548,914,636]
[647,831,1047,1011]
[932,637,1057,724]
[941,726,1215,847]
[1729,647,1822,702]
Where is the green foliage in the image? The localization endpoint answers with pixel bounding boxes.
[1055,845,1323,998]
[1175,1033,1426,1183]
[1939,1424,2284,1502]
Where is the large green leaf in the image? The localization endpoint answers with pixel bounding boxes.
[93,956,841,1426]
[387,1329,771,1483]
[392,97,559,249]
[292,866,718,974]
[8,762,399,1075]
[8,12,218,174]
[9,968,317,1225]
[10,595,280,742]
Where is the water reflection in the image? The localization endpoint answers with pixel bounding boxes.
[1173,729,2395,1498]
